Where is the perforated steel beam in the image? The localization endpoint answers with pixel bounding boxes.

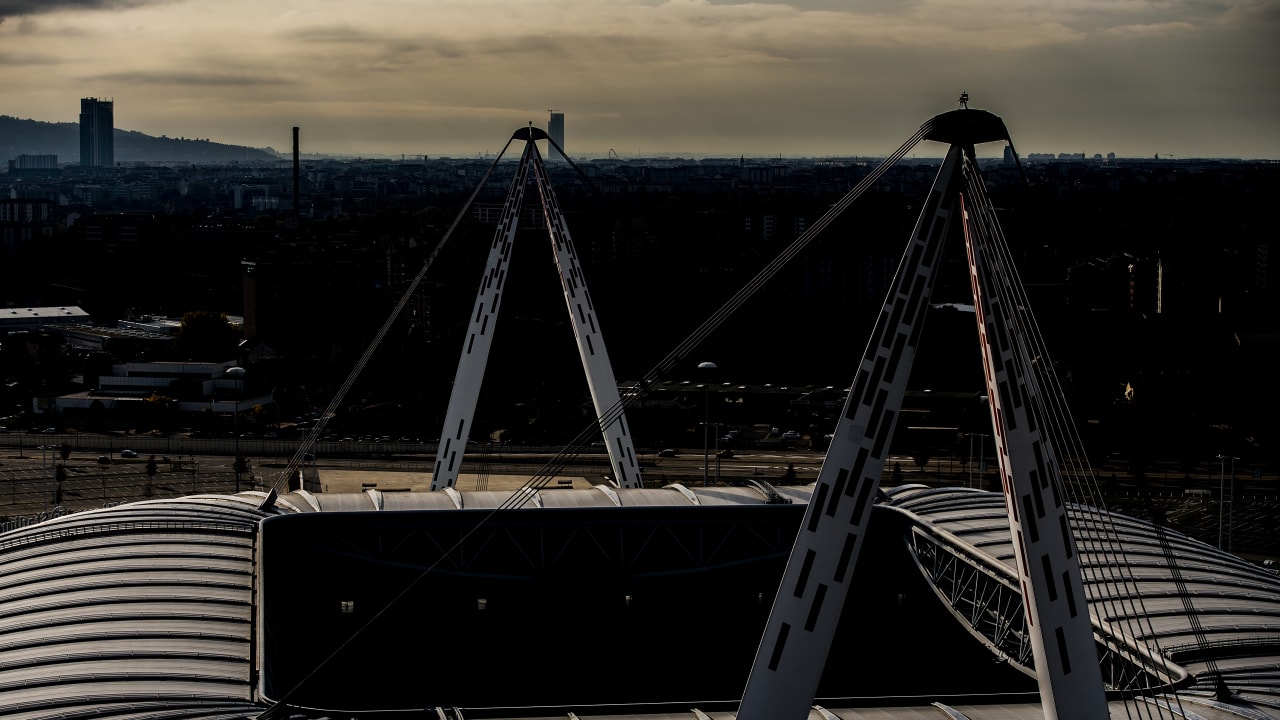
[432,142,534,490]
[432,134,642,490]
[961,180,1109,718]
[741,108,1107,719]
[529,149,642,488]
[738,144,966,720]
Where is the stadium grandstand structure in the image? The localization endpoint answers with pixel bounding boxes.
[1,483,1278,719]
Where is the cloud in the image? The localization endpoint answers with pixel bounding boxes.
[0,0,168,22]
[0,0,1275,158]
[289,24,381,44]
[1098,20,1198,38]
[0,49,65,64]
[87,70,292,87]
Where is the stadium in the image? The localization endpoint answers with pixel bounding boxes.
[1,482,1277,719]
[5,108,1276,719]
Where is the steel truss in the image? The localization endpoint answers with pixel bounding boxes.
[320,507,799,579]
[907,525,1185,693]
[908,527,1034,670]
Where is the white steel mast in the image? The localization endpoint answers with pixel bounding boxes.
[528,144,643,488]
[432,127,642,490]
[960,182,1109,716]
[738,108,1108,719]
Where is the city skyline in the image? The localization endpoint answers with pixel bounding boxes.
[1,1,1277,160]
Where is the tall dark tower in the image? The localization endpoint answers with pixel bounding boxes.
[79,98,114,168]
[547,110,565,162]
[292,126,300,222]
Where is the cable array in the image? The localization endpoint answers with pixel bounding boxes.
[254,123,933,712]
[960,154,1190,717]
[260,120,1187,714]
[262,137,520,496]
[490,122,934,509]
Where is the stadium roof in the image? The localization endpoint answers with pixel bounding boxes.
[0,484,1276,719]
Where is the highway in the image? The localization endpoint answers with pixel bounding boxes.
[0,430,828,519]
[5,431,1276,559]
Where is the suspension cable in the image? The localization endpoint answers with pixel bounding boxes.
[491,123,935,508]
[961,156,1187,717]
[255,124,932,712]
[262,137,520,494]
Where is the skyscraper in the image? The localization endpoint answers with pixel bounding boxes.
[547,110,565,162]
[79,98,114,168]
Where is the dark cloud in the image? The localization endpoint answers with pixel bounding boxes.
[0,50,64,64]
[0,0,163,21]
[87,70,291,86]
[287,25,438,66]
[289,25,379,43]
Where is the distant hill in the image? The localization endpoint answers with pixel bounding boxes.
[1,115,279,164]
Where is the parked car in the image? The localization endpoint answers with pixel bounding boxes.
[120,449,138,458]
[97,455,112,465]
[657,448,678,457]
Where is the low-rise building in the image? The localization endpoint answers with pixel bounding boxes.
[50,360,272,416]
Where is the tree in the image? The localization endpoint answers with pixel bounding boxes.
[912,449,932,473]
[143,393,179,433]
[175,311,240,361]
[145,455,157,497]
[87,399,106,432]
[54,464,66,505]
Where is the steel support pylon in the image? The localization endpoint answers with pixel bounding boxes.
[960,175,1109,716]
[738,110,1107,719]
[432,131,642,490]
[738,144,965,719]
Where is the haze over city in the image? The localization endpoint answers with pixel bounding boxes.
[2,0,1277,159]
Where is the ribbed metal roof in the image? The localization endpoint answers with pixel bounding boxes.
[0,494,268,720]
[884,484,1280,711]
[1,484,1277,719]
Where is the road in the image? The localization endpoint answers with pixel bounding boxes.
[0,434,831,521]
[0,449,243,524]
[5,432,1276,558]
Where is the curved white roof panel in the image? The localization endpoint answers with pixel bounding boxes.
[884,485,1280,707]
[0,496,268,719]
[0,484,1277,719]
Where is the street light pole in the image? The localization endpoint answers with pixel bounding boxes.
[698,361,717,486]
[40,445,48,514]
[1229,456,1236,552]
[713,420,721,485]
[968,433,989,491]
[227,366,247,493]
[1216,454,1238,551]
[1216,454,1237,549]
[967,433,973,488]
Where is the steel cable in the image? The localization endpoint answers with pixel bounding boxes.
[256,124,933,711]
[494,123,934,507]
[263,137,521,495]
[961,157,1186,717]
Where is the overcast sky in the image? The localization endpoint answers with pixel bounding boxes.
[2,0,1276,159]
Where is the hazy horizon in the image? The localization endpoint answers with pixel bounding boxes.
[2,1,1277,161]
[8,112,1272,163]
